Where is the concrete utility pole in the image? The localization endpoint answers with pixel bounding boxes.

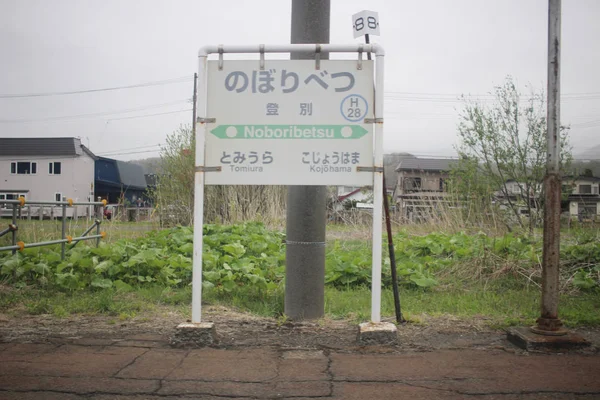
[192,72,198,135]
[534,0,564,335]
[285,0,330,320]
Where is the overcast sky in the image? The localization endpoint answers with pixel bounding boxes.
[1,0,599,161]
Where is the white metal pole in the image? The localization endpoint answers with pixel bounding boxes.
[198,43,381,57]
[371,51,385,323]
[191,54,208,324]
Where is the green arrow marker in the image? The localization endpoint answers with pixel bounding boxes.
[210,125,369,139]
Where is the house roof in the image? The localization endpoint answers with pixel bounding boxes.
[0,137,96,158]
[116,160,147,189]
[395,157,457,172]
[337,188,362,202]
[563,175,600,182]
[95,157,147,190]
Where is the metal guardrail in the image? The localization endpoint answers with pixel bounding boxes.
[0,197,107,259]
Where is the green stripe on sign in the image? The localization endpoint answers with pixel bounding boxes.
[210,125,369,139]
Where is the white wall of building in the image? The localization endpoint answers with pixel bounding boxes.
[0,154,95,217]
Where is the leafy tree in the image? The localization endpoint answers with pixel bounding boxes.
[451,76,571,233]
[150,125,286,226]
[150,125,195,226]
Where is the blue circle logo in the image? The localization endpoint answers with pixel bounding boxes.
[340,94,369,122]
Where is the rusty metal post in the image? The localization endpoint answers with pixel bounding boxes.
[11,204,17,255]
[533,0,565,335]
[96,197,102,247]
[383,173,404,324]
[61,197,67,260]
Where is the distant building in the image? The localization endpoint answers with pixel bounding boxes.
[394,157,457,221]
[562,175,600,221]
[0,137,96,217]
[95,157,148,205]
[334,186,371,211]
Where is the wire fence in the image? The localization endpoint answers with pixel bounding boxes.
[0,197,106,259]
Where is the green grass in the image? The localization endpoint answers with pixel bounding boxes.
[1,222,599,329]
[2,283,598,329]
[325,285,600,328]
[0,219,157,247]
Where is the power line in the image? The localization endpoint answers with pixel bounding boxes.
[0,76,192,99]
[97,149,162,157]
[385,90,600,98]
[0,100,189,123]
[107,109,192,121]
[97,144,162,156]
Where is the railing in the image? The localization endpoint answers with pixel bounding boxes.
[0,197,106,259]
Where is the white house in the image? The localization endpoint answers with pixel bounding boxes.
[333,186,373,211]
[0,137,96,218]
[563,175,600,220]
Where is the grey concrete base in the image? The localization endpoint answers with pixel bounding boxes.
[357,322,398,345]
[507,326,590,351]
[171,322,217,348]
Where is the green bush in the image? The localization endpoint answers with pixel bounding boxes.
[1,224,598,292]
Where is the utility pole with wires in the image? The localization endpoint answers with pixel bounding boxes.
[507,0,590,350]
[285,0,331,320]
[192,72,198,135]
[535,0,564,335]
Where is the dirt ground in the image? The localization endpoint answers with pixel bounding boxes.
[1,305,599,353]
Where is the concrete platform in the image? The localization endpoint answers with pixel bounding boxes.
[507,326,591,351]
[2,339,600,399]
[170,322,217,348]
[357,322,398,345]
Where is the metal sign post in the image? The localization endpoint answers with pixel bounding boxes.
[192,44,384,324]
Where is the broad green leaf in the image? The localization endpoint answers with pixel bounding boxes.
[91,277,113,288]
[222,243,246,258]
[113,280,133,292]
[95,260,113,273]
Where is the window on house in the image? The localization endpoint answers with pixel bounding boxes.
[11,161,37,174]
[579,184,592,194]
[439,178,446,191]
[55,193,63,202]
[404,177,422,191]
[49,162,62,175]
[2,193,25,200]
[0,193,25,208]
[594,186,599,195]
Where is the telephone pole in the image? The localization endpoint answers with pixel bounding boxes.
[508,0,589,349]
[192,72,198,135]
[285,0,330,320]
[534,0,564,335]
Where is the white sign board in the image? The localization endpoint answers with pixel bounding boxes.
[205,59,374,185]
[352,10,380,39]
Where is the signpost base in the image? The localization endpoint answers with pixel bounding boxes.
[171,322,217,348]
[507,327,589,352]
[357,322,398,345]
